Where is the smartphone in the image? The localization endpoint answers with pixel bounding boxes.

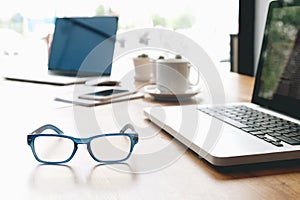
[79,89,134,101]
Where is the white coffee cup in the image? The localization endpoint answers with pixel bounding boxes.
[149,59,157,83]
[156,59,198,93]
[133,57,152,82]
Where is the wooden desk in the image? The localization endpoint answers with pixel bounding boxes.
[1,68,300,200]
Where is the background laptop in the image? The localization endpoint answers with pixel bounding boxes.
[3,16,118,85]
[144,1,300,166]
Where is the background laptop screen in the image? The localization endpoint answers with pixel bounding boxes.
[48,16,118,76]
[252,1,300,119]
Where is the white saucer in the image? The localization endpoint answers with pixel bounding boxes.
[144,85,201,101]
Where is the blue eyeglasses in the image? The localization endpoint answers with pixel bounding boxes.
[27,124,138,164]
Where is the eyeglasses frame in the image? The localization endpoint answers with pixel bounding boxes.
[27,124,139,164]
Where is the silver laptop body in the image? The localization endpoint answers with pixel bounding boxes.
[144,1,300,166]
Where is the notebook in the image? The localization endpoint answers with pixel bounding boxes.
[3,16,118,85]
[144,1,300,166]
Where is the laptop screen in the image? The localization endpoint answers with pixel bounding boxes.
[48,16,118,76]
[252,1,300,119]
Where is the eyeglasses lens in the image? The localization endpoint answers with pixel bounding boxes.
[90,135,131,162]
[34,136,74,163]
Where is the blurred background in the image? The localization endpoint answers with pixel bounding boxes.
[0,0,238,69]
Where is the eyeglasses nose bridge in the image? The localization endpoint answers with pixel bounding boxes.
[74,138,90,145]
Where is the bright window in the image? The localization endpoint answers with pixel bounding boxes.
[0,0,238,66]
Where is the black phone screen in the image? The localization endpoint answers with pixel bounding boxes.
[90,89,129,97]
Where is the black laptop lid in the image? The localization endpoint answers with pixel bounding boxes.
[252,0,300,119]
[48,16,118,76]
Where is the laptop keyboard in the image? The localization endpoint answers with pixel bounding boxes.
[198,105,300,147]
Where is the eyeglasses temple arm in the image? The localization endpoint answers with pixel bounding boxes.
[119,123,135,133]
[30,124,64,135]
[119,124,139,145]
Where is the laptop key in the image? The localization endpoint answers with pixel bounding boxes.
[242,127,257,132]
[263,138,276,143]
[255,134,266,139]
[292,130,300,136]
[293,136,300,141]
[277,129,293,134]
[267,132,282,137]
[275,136,300,145]
[261,129,274,134]
[216,116,248,128]
[283,132,298,137]
[253,133,283,146]
[271,142,284,147]
[292,137,300,142]
[249,131,265,135]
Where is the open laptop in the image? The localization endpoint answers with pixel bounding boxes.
[144,1,300,166]
[3,16,118,85]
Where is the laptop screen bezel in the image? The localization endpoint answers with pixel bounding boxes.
[252,0,300,119]
[48,16,118,77]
